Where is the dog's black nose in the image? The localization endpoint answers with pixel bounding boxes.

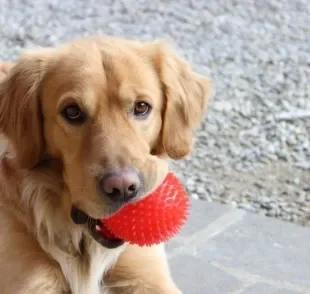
[100,168,141,202]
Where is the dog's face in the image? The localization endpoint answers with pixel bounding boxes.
[0,37,210,221]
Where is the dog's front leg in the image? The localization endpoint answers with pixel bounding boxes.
[104,244,181,294]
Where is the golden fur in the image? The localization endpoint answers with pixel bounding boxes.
[0,36,210,294]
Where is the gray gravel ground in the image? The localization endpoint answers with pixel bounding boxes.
[0,0,309,225]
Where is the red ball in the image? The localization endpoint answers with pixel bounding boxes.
[100,173,190,247]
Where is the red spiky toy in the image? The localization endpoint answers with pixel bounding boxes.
[99,173,190,247]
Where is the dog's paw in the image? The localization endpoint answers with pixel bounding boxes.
[170,289,183,294]
[156,286,183,294]
[105,285,183,294]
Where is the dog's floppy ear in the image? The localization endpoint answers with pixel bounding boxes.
[149,41,211,159]
[0,54,48,169]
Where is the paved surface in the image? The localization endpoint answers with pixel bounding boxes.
[167,200,310,294]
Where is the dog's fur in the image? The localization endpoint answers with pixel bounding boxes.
[0,36,210,294]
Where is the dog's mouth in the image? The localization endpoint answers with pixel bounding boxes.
[70,206,125,249]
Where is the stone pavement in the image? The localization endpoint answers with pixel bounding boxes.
[167,200,310,294]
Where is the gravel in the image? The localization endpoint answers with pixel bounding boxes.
[0,0,309,225]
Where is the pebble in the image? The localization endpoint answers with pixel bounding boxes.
[238,203,258,213]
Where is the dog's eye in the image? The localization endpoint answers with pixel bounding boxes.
[61,104,86,124]
[134,101,152,117]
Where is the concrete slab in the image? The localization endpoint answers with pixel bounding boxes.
[165,199,234,253]
[170,255,242,294]
[242,283,300,294]
[167,200,310,294]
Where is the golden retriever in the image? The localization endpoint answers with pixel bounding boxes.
[0,36,210,294]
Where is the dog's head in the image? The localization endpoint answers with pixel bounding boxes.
[0,37,210,245]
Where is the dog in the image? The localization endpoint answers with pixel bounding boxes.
[0,36,210,294]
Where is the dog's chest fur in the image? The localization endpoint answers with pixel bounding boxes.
[21,179,126,294]
[58,240,125,294]
[44,229,126,294]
